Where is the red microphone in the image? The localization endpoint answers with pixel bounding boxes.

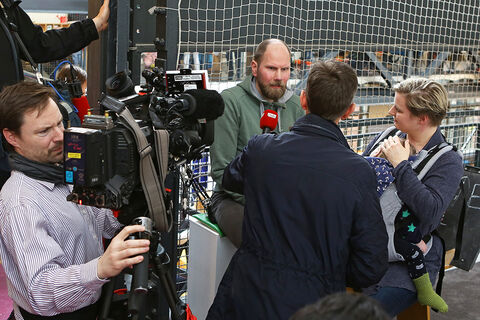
[260,109,278,134]
[71,96,91,123]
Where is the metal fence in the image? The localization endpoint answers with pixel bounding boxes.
[176,103,480,302]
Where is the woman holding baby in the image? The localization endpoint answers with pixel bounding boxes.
[362,78,463,317]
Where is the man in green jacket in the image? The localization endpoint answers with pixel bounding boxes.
[209,39,305,247]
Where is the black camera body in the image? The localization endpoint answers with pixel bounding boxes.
[64,117,139,209]
[63,68,224,228]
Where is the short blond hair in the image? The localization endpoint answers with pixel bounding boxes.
[393,78,448,126]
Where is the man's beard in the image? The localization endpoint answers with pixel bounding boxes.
[258,80,287,102]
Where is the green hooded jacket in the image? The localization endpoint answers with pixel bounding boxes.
[210,76,305,204]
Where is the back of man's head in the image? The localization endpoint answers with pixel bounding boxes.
[289,292,389,320]
[0,81,56,141]
[57,64,87,85]
[305,60,358,121]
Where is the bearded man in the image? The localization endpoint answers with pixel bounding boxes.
[209,39,304,248]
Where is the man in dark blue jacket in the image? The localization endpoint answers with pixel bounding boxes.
[207,60,389,320]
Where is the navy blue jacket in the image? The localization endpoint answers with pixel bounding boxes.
[207,114,389,320]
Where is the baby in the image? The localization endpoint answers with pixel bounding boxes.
[365,138,448,313]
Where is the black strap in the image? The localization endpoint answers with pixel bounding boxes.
[451,175,469,262]
[413,142,454,175]
[19,301,99,320]
[431,230,446,314]
[0,1,42,84]
[0,1,37,70]
[430,176,467,310]
[0,7,22,85]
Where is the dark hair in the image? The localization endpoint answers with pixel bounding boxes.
[253,38,291,64]
[305,60,358,120]
[289,293,389,320]
[56,64,87,84]
[0,81,56,138]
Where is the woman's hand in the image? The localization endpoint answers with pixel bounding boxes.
[381,135,410,168]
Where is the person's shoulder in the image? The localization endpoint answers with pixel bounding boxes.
[285,92,301,108]
[1,172,51,202]
[221,82,249,100]
[339,152,377,184]
[286,91,300,104]
[433,145,464,174]
[346,151,374,169]
[0,173,36,212]
[246,132,281,151]
[284,93,304,118]
[448,147,463,163]
[248,132,271,145]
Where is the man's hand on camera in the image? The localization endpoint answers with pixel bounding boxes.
[97,224,150,279]
[93,0,110,32]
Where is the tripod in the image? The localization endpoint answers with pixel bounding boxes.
[99,217,188,320]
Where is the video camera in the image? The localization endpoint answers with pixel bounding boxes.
[63,68,224,231]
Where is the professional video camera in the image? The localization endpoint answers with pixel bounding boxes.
[63,68,223,320]
[63,68,223,231]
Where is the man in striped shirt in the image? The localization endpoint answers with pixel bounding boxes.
[0,81,151,320]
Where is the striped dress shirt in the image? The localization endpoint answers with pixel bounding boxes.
[0,171,122,319]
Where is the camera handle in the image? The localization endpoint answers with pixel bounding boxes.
[98,217,188,320]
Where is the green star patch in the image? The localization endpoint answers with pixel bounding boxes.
[408,223,416,232]
[402,210,410,218]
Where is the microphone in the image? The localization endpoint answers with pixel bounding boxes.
[260,109,278,134]
[177,89,225,120]
[71,96,91,123]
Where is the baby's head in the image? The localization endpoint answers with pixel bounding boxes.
[371,138,416,158]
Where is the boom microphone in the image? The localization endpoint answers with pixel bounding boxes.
[260,109,278,133]
[177,89,225,120]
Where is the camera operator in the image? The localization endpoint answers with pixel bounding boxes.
[209,39,305,248]
[0,81,150,320]
[207,61,388,320]
[0,0,111,189]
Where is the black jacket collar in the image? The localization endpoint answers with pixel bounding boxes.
[290,113,350,149]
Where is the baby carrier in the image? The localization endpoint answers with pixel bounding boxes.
[366,127,459,262]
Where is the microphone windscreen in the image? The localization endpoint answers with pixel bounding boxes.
[71,96,90,123]
[182,89,225,120]
[260,109,278,131]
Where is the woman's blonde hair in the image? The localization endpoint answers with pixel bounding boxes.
[393,78,448,126]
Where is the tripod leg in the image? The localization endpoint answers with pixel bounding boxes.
[152,244,187,320]
[98,278,115,320]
